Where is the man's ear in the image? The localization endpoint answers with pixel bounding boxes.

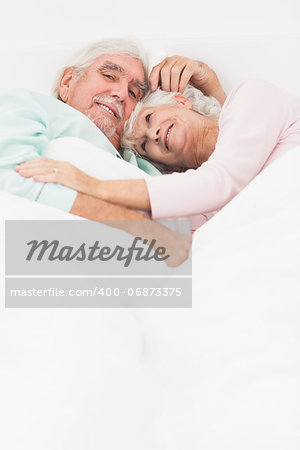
[59,67,76,103]
[174,95,193,109]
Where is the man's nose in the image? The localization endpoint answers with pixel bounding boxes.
[111,80,129,102]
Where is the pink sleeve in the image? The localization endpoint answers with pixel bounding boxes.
[145,80,291,219]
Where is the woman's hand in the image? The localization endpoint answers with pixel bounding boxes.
[149,55,226,105]
[15,158,151,211]
[15,157,99,196]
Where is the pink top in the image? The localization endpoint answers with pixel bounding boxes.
[145,80,300,229]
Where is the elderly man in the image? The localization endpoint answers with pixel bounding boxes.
[0,38,150,222]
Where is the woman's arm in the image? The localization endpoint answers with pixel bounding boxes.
[15,158,151,211]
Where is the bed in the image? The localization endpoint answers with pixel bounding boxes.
[0,35,300,449]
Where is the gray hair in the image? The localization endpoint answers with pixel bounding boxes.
[121,85,221,155]
[52,37,150,100]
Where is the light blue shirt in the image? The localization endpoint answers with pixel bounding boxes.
[0,89,122,211]
[122,149,162,176]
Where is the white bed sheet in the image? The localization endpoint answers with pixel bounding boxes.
[1,140,300,449]
[135,146,300,449]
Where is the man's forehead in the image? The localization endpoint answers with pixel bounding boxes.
[94,55,149,98]
[101,60,145,87]
[95,54,145,79]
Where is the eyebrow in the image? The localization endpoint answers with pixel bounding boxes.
[99,62,124,73]
[99,61,149,97]
[135,80,149,96]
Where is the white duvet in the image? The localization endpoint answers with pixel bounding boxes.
[0,139,300,449]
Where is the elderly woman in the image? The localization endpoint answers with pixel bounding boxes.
[16,58,300,230]
[121,84,221,173]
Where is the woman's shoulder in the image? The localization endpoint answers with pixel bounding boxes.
[220,79,297,123]
[226,79,294,106]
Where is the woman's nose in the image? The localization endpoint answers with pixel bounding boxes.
[148,127,160,142]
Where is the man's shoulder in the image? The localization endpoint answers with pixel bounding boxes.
[0,88,63,112]
[0,89,99,127]
[0,89,119,155]
[0,88,50,102]
[0,89,74,112]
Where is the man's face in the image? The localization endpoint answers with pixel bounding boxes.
[59,54,146,142]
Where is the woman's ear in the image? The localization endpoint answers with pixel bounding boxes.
[174,95,193,109]
[59,67,76,103]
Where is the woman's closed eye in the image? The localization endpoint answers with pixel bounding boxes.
[141,140,147,152]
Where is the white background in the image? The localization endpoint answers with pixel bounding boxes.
[1,0,299,45]
[1,2,300,449]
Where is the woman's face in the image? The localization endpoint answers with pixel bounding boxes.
[131,97,207,168]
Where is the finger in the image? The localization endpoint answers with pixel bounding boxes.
[159,59,177,92]
[18,157,52,166]
[18,167,55,177]
[15,161,45,171]
[149,60,166,91]
[15,163,49,173]
[32,173,58,183]
[170,62,187,92]
[16,158,57,170]
[178,65,194,93]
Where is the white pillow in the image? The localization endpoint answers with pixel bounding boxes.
[47,136,149,180]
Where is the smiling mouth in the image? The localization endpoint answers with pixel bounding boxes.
[96,102,118,119]
[164,124,174,150]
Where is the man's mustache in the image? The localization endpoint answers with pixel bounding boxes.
[92,95,124,121]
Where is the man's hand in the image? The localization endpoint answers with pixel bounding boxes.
[71,194,192,268]
[149,55,226,105]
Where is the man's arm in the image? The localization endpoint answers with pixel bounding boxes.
[70,192,148,221]
[70,193,191,267]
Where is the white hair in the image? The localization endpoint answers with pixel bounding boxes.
[121,85,221,154]
[52,37,150,100]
